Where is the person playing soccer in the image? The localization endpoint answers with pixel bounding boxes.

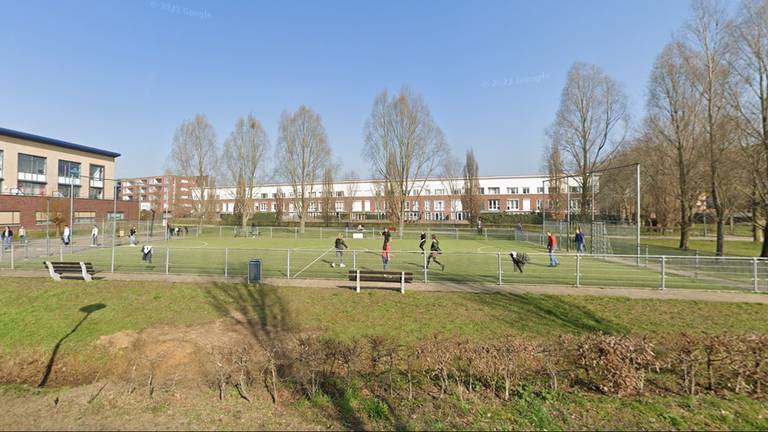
[418,230,427,253]
[331,233,348,268]
[382,227,392,248]
[427,234,445,271]
[509,251,526,273]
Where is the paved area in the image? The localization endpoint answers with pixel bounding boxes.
[3,268,767,304]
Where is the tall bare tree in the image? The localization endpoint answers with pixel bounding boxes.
[461,149,482,227]
[549,62,629,221]
[321,166,335,226]
[222,114,269,232]
[439,156,463,221]
[544,138,566,221]
[647,41,706,250]
[274,106,331,233]
[731,0,768,256]
[168,113,219,221]
[363,87,449,233]
[683,0,736,256]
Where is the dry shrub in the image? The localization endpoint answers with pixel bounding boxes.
[574,334,656,396]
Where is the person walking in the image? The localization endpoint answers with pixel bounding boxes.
[62,225,71,246]
[427,234,445,271]
[418,231,427,253]
[381,241,391,271]
[331,233,348,268]
[547,231,559,267]
[575,228,585,253]
[91,224,99,247]
[129,226,137,246]
[18,225,26,244]
[2,226,12,250]
[382,227,392,249]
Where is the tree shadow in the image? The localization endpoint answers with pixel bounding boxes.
[39,303,106,387]
[468,292,628,335]
[205,283,293,344]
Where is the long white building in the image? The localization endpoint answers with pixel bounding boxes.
[207,174,583,222]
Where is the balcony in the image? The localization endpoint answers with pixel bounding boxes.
[18,172,46,183]
[58,176,81,186]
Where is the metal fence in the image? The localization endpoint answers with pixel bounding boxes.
[2,242,766,292]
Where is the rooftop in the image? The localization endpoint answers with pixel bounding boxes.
[0,127,121,158]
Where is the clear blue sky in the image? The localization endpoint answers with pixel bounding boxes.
[0,0,693,180]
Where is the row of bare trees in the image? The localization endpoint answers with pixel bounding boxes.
[549,0,768,257]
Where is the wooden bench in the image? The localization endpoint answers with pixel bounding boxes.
[348,270,413,293]
[44,261,96,282]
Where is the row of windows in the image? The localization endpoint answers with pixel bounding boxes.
[2,151,105,198]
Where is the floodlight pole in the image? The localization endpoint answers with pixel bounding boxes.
[541,179,546,246]
[636,163,641,266]
[111,182,117,272]
[566,180,571,252]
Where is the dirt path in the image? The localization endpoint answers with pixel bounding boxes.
[3,268,766,304]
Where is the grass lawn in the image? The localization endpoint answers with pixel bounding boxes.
[642,238,764,257]
[6,230,766,291]
[1,277,767,352]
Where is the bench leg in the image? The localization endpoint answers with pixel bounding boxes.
[80,262,93,282]
[46,261,61,281]
[356,270,360,293]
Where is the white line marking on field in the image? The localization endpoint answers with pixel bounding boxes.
[476,246,496,252]
[292,247,334,278]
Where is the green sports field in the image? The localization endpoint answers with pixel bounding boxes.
[5,226,766,292]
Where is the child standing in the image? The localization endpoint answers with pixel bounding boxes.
[331,233,348,268]
[381,241,391,271]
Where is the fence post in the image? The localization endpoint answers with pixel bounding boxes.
[455,228,458,240]
[356,269,360,293]
[111,241,116,272]
[497,252,502,285]
[47,236,51,256]
[484,229,488,241]
[295,227,298,240]
[219,226,222,238]
[287,249,291,279]
[660,256,666,290]
[225,248,229,278]
[400,271,405,294]
[165,248,170,274]
[423,252,428,283]
[270,227,273,238]
[645,245,649,267]
[753,258,759,293]
[10,244,14,270]
[352,250,357,269]
[60,245,63,261]
[576,254,581,287]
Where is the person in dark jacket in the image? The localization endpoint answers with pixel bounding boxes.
[382,227,392,249]
[418,231,427,253]
[331,233,348,268]
[427,234,445,271]
[575,228,585,253]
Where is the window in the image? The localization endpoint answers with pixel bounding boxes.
[309,202,318,212]
[259,202,268,212]
[424,201,431,211]
[423,189,431,196]
[58,185,81,198]
[488,187,500,194]
[0,149,3,177]
[479,188,485,195]
[434,189,445,195]
[570,186,581,193]
[537,187,544,193]
[35,211,52,225]
[261,193,268,199]
[413,201,419,211]
[509,187,518,194]
[453,188,461,195]
[488,199,500,210]
[536,199,543,210]
[89,187,103,200]
[74,211,96,224]
[435,200,444,211]
[271,203,277,212]
[336,191,344,197]
[17,181,45,196]
[18,154,46,182]
[58,160,81,180]
[507,199,519,211]
[0,211,20,225]
[335,201,344,212]
[522,187,530,194]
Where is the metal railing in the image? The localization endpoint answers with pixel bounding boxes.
[2,243,766,293]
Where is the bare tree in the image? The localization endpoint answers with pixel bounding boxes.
[550,62,630,221]
[647,40,706,250]
[274,106,331,233]
[731,0,768,256]
[344,170,360,221]
[168,114,219,221]
[683,0,736,256]
[222,114,270,232]
[363,87,449,233]
[321,166,335,226]
[544,138,566,221]
[461,149,482,227]
[439,156,463,221]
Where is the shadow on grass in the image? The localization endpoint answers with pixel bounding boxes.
[469,292,628,335]
[39,303,106,387]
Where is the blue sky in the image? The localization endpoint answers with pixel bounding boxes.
[0,0,693,180]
